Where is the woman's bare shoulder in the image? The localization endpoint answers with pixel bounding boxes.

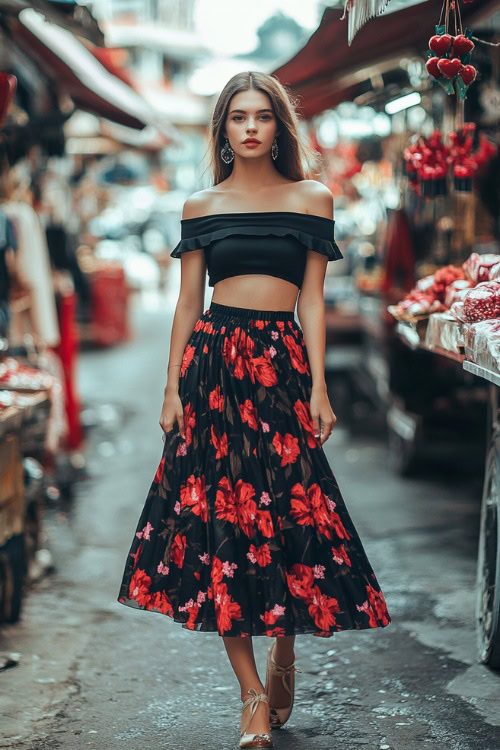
[295,179,334,219]
[181,188,219,220]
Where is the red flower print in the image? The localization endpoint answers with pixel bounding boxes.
[307,585,341,630]
[266,626,286,636]
[234,479,258,537]
[222,328,255,380]
[250,351,278,387]
[215,478,258,537]
[294,399,317,449]
[130,541,143,567]
[153,457,166,483]
[249,543,272,566]
[211,555,224,585]
[254,319,266,330]
[287,320,299,337]
[170,532,186,568]
[290,482,348,541]
[239,399,259,430]
[276,320,285,331]
[283,334,309,374]
[202,320,215,334]
[210,424,228,458]
[365,583,391,626]
[203,344,209,353]
[214,581,242,633]
[332,544,352,567]
[215,477,238,525]
[129,569,152,606]
[181,344,195,376]
[260,604,286,626]
[183,402,196,445]
[180,474,208,522]
[272,432,300,466]
[209,385,224,412]
[194,318,204,331]
[255,508,274,538]
[147,590,174,616]
[286,563,315,602]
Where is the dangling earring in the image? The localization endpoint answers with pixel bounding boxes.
[221,138,234,164]
[271,137,279,161]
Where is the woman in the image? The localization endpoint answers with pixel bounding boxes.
[117,71,391,749]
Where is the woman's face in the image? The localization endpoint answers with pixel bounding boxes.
[223,88,279,161]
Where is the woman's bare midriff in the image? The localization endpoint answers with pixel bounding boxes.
[211,274,299,312]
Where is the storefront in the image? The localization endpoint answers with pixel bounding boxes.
[273,0,500,666]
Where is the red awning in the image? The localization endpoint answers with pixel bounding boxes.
[273,0,498,119]
[7,9,173,133]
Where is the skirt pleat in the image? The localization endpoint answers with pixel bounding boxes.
[117,301,392,637]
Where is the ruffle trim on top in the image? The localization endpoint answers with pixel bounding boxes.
[170,225,343,261]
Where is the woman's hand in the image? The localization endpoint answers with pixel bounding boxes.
[159,388,185,439]
[310,385,337,445]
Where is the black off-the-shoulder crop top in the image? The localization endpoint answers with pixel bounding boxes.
[169,211,343,288]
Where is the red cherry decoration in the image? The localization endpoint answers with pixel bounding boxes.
[429,34,453,56]
[452,34,475,57]
[426,57,442,79]
[460,64,477,86]
[437,57,462,79]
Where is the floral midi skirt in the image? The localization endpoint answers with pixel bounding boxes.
[117,301,392,637]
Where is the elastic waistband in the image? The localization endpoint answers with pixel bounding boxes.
[208,301,295,322]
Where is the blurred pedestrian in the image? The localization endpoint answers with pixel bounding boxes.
[117,71,391,749]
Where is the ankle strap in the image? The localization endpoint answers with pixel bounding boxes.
[269,652,301,678]
[241,688,268,736]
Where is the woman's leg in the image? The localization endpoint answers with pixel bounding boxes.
[222,636,270,735]
[266,635,296,708]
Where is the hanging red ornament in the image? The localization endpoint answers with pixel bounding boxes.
[426,57,443,79]
[437,57,462,78]
[452,34,475,57]
[429,33,453,55]
[460,64,477,85]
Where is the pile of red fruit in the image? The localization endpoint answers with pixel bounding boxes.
[393,252,500,320]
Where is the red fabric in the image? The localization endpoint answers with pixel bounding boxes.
[0,73,17,127]
[54,292,84,451]
[90,267,130,347]
[273,0,497,119]
[380,208,416,298]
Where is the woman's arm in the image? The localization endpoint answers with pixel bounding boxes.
[160,193,208,435]
[296,181,337,443]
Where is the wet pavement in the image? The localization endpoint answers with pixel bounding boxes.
[1,287,500,750]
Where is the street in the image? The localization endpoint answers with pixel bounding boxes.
[1,287,499,750]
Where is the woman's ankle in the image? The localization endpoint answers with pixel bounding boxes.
[241,684,265,700]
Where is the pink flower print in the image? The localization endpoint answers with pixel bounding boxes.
[222,561,238,578]
[197,590,207,605]
[271,330,279,340]
[174,501,181,515]
[313,564,326,579]
[269,346,277,358]
[176,441,188,457]
[332,550,344,565]
[327,498,336,513]
[198,552,210,565]
[271,604,286,617]
[246,551,257,564]
[260,420,270,433]
[179,598,195,613]
[260,491,272,506]
[136,521,154,540]
[157,561,170,575]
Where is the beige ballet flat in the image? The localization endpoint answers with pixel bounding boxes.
[239,688,273,748]
[264,640,301,729]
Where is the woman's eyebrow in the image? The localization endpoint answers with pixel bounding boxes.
[228,108,273,114]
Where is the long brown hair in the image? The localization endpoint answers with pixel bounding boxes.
[208,71,320,185]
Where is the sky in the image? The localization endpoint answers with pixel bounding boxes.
[193,0,324,56]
